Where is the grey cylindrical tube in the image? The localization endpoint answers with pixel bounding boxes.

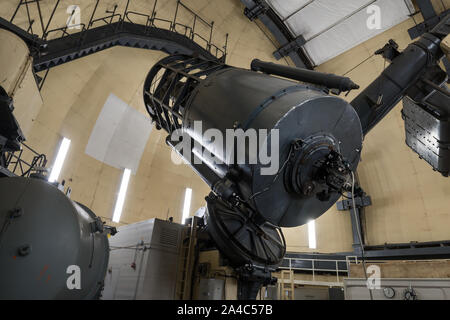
[0,177,110,299]
[250,59,360,92]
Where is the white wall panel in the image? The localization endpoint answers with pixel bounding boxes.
[85,93,152,174]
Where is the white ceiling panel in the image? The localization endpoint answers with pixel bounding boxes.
[266,0,413,66]
[284,0,374,40]
[267,0,313,20]
[303,0,411,65]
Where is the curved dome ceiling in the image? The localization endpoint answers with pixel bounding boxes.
[266,0,414,66]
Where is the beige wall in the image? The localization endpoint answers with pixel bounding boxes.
[349,260,450,278]
[1,0,449,254]
[284,0,450,253]
[315,1,450,248]
[0,29,43,138]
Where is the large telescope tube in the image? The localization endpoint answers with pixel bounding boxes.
[144,55,363,231]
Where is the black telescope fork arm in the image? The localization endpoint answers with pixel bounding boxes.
[351,14,450,136]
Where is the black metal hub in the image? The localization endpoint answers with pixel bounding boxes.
[284,135,344,199]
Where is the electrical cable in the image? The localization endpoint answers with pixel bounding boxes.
[109,242,151,250]
[342,53,375,77]
[248,143,294,201]
[351,171,374,300]
[376,59,387,105]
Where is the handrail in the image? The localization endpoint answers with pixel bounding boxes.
[7,0,228,91]
[279,255,450,286]
[125,11,151,25]
[39,0,227,60]
[43,23,87,40]
[279,255,359,284]
[89,13,122,28]
[173,22,193,38]
[2,142,47,177]
[177,1,212,28]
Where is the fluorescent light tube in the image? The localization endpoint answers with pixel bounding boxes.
[48,137,71,183]
[182,188,192,224]
[112,168,131,223]
[308,220,317,249]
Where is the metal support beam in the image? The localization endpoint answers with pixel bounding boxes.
[350,208,363,255]
[243,0,268,21]
[417,0,438,21]
[336,193,372,254]
[408,0,450,39]
[273,35,306,60]
[363,241,450,260]
[334,177,450,260]
[240,0,313,69]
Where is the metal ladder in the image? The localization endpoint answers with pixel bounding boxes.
[175,216,198,299]
[279,270,295,300]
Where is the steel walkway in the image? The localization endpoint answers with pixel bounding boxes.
[0,0,227,75]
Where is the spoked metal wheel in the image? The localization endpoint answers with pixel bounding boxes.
[205,193,286,267]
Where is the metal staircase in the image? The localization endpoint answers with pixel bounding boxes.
[34,20,222,72]
[1,0,228,87]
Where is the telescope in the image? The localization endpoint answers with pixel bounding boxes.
[142,15,450,296]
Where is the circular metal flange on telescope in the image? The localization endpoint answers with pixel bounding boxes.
[205,193,286,267]
[248,93,363,227]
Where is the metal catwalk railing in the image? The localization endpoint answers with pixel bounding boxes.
[7,0,228,90]
[0,142,47,177]
[9,0,228,59]
[279,256,359,284]
[279,255,450,287]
